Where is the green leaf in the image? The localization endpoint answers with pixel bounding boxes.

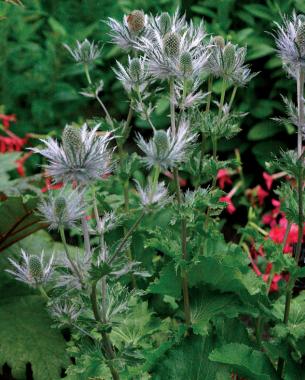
[153,335,230,380]
[0,196,42,252]
[247,122,281,141]
[0,289,70,379]
[209,343,278,380]
[148,263,181,299]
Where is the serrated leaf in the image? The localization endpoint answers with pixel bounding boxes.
[148,263,181,299]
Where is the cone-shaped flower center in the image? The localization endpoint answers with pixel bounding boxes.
[163,32,181,57]
[180,52,193,75]
[160,12,171,35]
[127,10,145,33]
[62,125,83,159]
[129,58,142,81]
[223,43,236,73]
[153,130,169,158]
[29,255,43,281]
[213,35,225,49]
[54,196,68,222]
[296,22,305,57]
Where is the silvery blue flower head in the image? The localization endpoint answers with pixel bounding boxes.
[37,186,85,230]
[6,250,54,288]
[107,10,148,50]
[136,11,209,80]
[63,39,102,64]
[113,55,150,93]
[274,13,305,77]
[136,119,197,170]
[134,180,171,209]
[32,124,113,185]
[206,39,256,86]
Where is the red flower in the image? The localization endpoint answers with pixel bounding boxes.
[220,196,236,214]
[217,168,232,189]
[41,178,63,193]
[263,172,273,190]
[0,135,27,153]
[16,151,33,177]
[0,113,16,128]
[164,170,187,187]
[257,185,269,206]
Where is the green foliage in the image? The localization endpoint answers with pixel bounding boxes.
[0,290,70,379]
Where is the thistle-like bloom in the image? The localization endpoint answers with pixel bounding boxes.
[32,124,113,184]
[136,11,209,80]
[274,13,305,76]
[106,10,148,50]
[6,250,53,288]
[135,180,171,208]
[174,78,208,109]
[63,39,102,64]
[37,187,85,230]
[50,301,81,324]
[113,55,150,93]
[136,119,197,170]
[206,40,256,86]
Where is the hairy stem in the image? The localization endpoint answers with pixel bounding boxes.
[90,282,120,380]
[205,76,213,113]
[81,215,91,256]
[169,79,176,134]
[277,66,304,379]
[109,210,145,265]
[228,85,237,111]
[174,168,191,326]
[83,63,92,85]
[38,285,49,301]
[59,226,84,286]
[218,79,227,117]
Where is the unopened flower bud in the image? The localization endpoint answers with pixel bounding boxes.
[129,58,142,81]
[180,52,193,75]
[153,130,169,157]
[163,32,180,57]
[29,255,43,281]
[54,196,67,221]
[213,35,225,49]
[296,23,305,57]
[127,10,145,33]
[160,12,171,35]
[62,125,82,156]
[223,43,236,72]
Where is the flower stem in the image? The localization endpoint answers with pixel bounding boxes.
[169,79,176,134]
[81,215,91,256]
[174,167,191,327]
[205,76,213,113]
[83,63,92,85]
[38,285,49,301]
[277,66,304,379]
[109,210,145,265]
[59,226,84,286]
[90,282,120,380]
[228,85,237,111]
[218,79,227,117]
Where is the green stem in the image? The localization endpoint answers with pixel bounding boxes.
[205,76,213,113]
[174,167,191,327]
[90,282,120,380]
[81,215,91,256]
[109,210,145,265]
[277,66,304,379]
[228,85,237,111]
[59,227,84,286]
[136,86,155,130]
[169,79,176,134]
[218,79,227,117]
[96,94,114,129]
[255,316,263,346]
[83,63,92,85]
[38,285,49,301]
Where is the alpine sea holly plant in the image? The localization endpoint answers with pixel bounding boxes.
[5,8,305,380]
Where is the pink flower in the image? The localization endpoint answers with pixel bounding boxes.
[217,169,232,189]
[164,170,187,187]
[41,178,63,193]
[257,185,269,206]
[263,172,273,190]
[220,196,236,214]
[0,113,16,128]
